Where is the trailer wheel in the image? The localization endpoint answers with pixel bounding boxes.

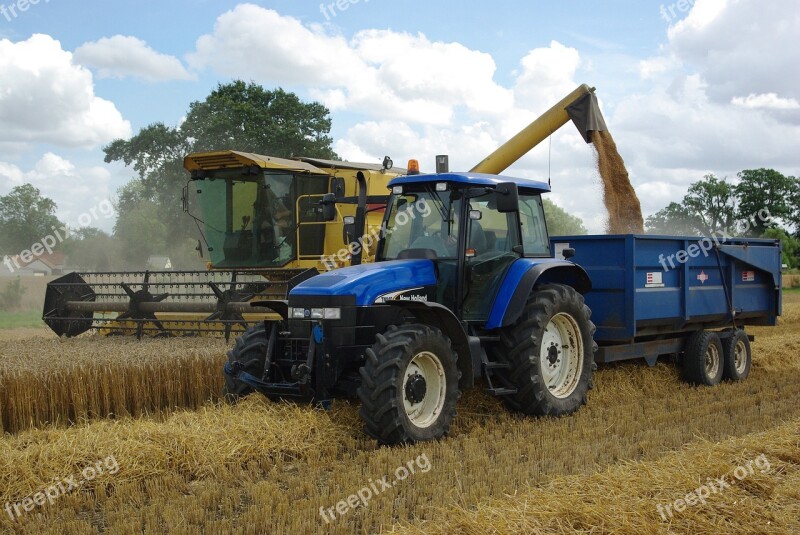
[682,330,724,386]
[493,284,596,417]
[358,324,461,445]
[722,329,751,381]
[222,322,270,402]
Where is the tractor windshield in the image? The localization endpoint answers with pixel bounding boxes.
[380,189,462,260]
[195,170,297,268]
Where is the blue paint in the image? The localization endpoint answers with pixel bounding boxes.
[290,259,437,306]
[550,234,782,342]
[390,172,550,194]
[485,258,551,329]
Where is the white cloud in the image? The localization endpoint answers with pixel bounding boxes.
[74,35,194,82]
[667,0,800,106]
[732,93,800,110]
[0,34,131,148]
[0,153,115,230]
[189,4,513,126]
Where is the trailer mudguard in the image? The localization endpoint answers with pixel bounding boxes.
[385,300,479,389]
[486,259,592,330]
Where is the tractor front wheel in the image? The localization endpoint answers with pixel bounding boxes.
[358,324,461,445]
[222,322,271,402]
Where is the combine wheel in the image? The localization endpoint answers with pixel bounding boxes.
[682,330,724,386]
[493,284,596,417]
[358,324,461,445]
[722,329,751,381]
[222,322,271,402]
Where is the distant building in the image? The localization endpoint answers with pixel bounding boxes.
[146,256,173,271]
[1,252,67,277]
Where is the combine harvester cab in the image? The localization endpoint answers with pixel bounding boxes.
[43,151,403,339]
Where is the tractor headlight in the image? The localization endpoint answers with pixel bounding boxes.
[289,307,342,320]
[323,308,342,320]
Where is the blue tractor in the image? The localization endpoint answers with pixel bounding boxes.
[223,170,597,445]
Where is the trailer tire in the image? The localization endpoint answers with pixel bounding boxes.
[358,324,461,445]
[222,322,270,403]
[722,329,751,381]
[682,330,724,386]
[492,284,596,417]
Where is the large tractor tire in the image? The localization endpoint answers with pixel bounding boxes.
[222,322,271,403]
[493,284,596,417]
[682,330,724,386]
[722,329,751,381]
[358,324,461,445]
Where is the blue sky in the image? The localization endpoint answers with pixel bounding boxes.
[1,0,798,233]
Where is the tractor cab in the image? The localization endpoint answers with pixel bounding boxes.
[377,173,553,321]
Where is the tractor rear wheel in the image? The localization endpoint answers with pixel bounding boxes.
[722,329,751,381]
[358,324,461,445]
[492,284,596,417]
[682,330,724,386]
[222,322,270,402]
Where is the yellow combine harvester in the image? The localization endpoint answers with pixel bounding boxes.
[43,152,405,339]
[43,84,604,339]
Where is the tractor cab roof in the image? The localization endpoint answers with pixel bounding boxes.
[388,172,551,195]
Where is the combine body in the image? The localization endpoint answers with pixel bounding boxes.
[44,152,403,339]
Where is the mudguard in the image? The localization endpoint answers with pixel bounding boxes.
[486,259,591,329]
[385,300,480,389]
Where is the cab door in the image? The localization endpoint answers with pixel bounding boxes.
[462,197,521,322]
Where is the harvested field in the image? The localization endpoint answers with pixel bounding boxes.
[0,297,798,533]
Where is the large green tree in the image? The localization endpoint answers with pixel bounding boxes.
[645,175,736,236]
[734,169,795,236]
[0,184,63,254]
[104,81,338,268]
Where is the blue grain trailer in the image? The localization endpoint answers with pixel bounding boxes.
[222,171,783,445]
[551,235,782,380]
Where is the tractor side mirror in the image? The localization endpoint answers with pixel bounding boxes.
[321,193,337,222]
[495,182,519,213]
[562,248,576,260]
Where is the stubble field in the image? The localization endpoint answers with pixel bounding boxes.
[0,293,798,534]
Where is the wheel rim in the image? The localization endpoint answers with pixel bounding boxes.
[402,351,446,429]
[734,339,748,375]
[540,312,584,399]
[705,342,721,378]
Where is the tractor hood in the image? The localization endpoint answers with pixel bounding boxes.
[289,260,437,306]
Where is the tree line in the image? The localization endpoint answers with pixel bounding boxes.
[645,170,799,268]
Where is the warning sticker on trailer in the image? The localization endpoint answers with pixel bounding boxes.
[742,271,755,282]
[646,272,665,288]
